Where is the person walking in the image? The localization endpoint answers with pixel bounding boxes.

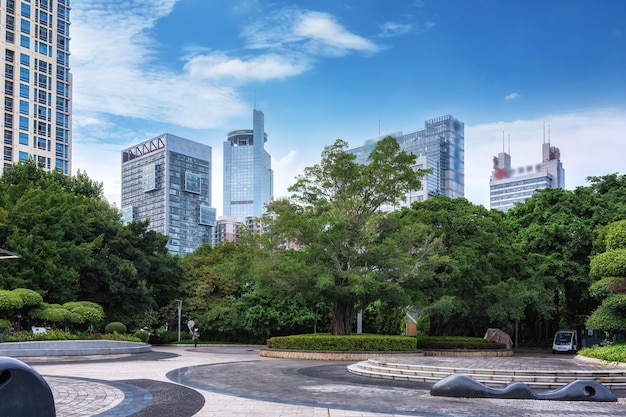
[192,329,199,347]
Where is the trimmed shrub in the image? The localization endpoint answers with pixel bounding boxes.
[132,330,149,343]
[101,333,141,343]
[6,329,77,342]
[416,336,505,350]
[269,334,416,351]
[104,322,127,335]
[0,319,11,332]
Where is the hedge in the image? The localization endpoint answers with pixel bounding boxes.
[269,334,416,351]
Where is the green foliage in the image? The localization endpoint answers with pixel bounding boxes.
[104,321,127,334]
[29,302,74,324]
[579,343,626,363]
[101,333,141,342]
[268,138,434,335]
[62,301,105,325]
[605,220,626,251]
[0,319,11,332]
[416,336,504,349]
[131,330,149,343]
[269,334,416,351]
[590,249,626,279]
[5,329,77,342]
[0,290,24,311]
[11,288,43,307]
[0,162,182,329]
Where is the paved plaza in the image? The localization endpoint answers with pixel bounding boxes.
[18,346,626,416]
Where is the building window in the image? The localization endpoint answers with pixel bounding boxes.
[142,163,157,192]
[21,3,31,18]
[20,35,30,49]
[19,67,29,82]
[19,84,29,98]
[19,53,30,66]
[19,116,28,131]
[19,100,28,115]
[19,151,28,162]
[199,205,216,226]
[19,132,28,145]
[20,19,31,34]
[121,207,134,224]
[185,171,201,194]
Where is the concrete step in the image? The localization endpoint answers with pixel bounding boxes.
[347,360,626,390]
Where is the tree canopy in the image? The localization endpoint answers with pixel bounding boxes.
[268,137,434,335]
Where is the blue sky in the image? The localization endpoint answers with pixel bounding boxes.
[69,0,626,214]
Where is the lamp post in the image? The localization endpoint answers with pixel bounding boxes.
[175,299,182,342]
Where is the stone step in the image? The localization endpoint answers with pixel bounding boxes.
[347,360,626,390]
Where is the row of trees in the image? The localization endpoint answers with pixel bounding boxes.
[1,144,625,343]
[0,161,182,332]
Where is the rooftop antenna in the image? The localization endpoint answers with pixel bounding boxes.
[543,121,546,144]
[548,124,551,144]
[508,134,511,154]
[253,91,256,110]
[502,131,505,153]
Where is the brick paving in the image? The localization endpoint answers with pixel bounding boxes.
[21,347,626,416]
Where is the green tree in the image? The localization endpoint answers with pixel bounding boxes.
[269,138,431,335]
[586,220,626,332]
[399,196,529,336]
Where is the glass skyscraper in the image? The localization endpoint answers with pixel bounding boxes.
[223,109,273,221]
[1,0,72,174]
[121,133,216,256]
[347,114,464,207]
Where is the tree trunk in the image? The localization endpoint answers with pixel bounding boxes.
[332,299,354,335]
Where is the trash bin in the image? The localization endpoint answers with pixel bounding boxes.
[0,356,56,417]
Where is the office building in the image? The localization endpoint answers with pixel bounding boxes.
[490,141,565,211]
[1,0,72,173]
[347,114,464,207]
[121,133,216,256]
[223,109,273,221]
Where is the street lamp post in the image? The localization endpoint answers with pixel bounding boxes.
[175,299,182,342]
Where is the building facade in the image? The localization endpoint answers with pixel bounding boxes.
[121,133,216,256]
[490,141,565,211]
[223,109,273,221]
[347,114,464,207]
[1,0,72,173]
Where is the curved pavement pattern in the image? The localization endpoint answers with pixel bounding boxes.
[24,346,626,417]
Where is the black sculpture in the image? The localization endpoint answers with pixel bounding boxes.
[430,374,617,402]
[0,356,56,416]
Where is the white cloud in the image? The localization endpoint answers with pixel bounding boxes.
[184,53,310,83]
[243,9,380,56]
[505,92,521,101]
[464,108,626,208]
[379,22,414,38]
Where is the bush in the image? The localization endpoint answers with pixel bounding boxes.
[101,333,141,343]
[5,329,77,342]
[579,343,626,363]
[417,336,505,350]
[269,334,416,351]
[132,330,149,343]
[0,319,11,332]
[104,322,127,334]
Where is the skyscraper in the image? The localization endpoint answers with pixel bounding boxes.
[121,133,216,256]
[1,0,72,174]
[223,109,273,221]
[490,141,565,211]
[347,114,464,207]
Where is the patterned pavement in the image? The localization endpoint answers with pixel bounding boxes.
[18,346,626,417]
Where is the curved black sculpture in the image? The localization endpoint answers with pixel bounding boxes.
[430,374,617,402]
[0,356,56,416]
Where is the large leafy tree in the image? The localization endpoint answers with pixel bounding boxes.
[268,137,431,335]
[0,161,182,328]
[397,196,532,336]
[505,174,626,336]
[586,220,626,332]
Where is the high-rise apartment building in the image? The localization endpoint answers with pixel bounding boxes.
[347,114,464,207]
[223,109,273,221]
[1,0,72,173]
[490,141,565,211]
[121,133,216,256]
